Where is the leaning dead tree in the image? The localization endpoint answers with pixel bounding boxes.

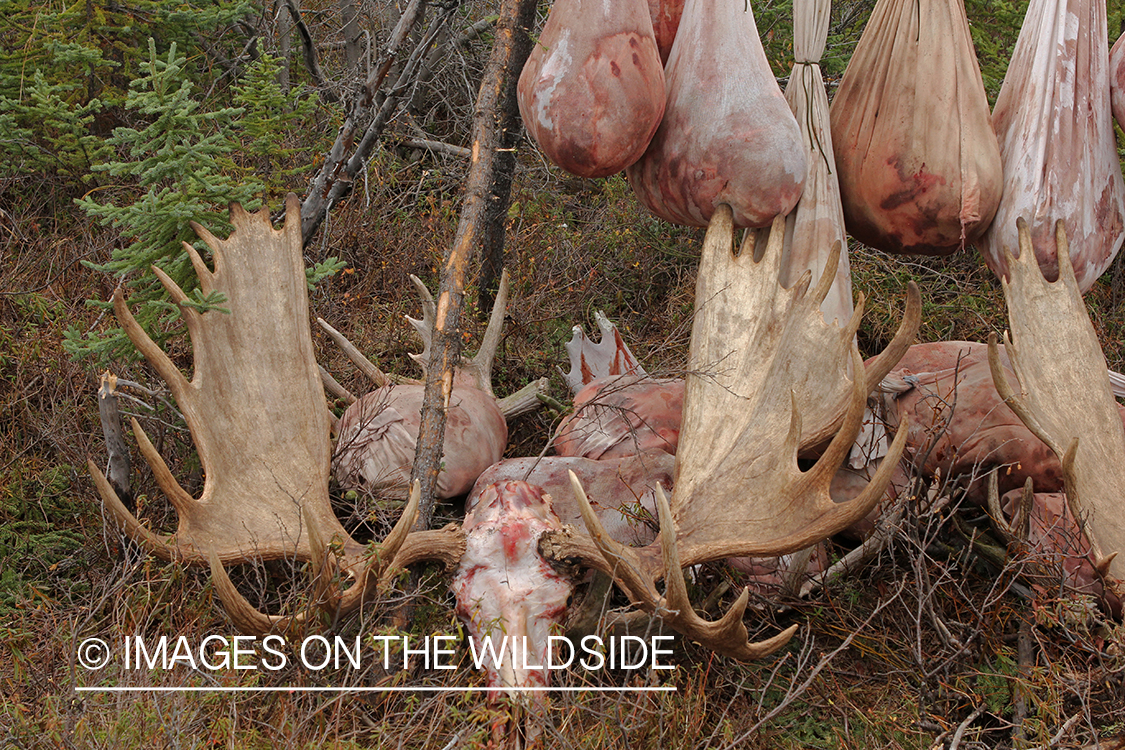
[298,0,461,243]
[409,0,538,530]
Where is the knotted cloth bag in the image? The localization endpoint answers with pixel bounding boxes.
[978,0,1125,293]
[763,0,854,325]
[830,0,1003,256]
[627,0,806,228]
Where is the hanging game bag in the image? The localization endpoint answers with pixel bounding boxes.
[626,0,807,228]
[517,0,666,178]
[978,0,1125,293]
[829,0,1003,256]
[768,0,854,325]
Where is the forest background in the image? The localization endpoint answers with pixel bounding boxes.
[3,0,1125,747]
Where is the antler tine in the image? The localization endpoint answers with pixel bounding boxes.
[317,318,391,388]
[653,484,798,661]
[469,268,509,396]
[809,241,843,307]
[1016,477,1034,542]
[863,281,922,392]
[1056,436,1104,561]
[562,324,592,393]
[183,237,216,291]
[319,364,357,404]
[378,483,474,584]
[794,342,912,522]
[567,471,797,661]
[744,213,787,263]
[1051,218,1079,288]
[111,286,191,408]
[379,480,423,570]
[985,469,1010,542]
[568,470,660,603]
[304,503,347,613]
[798,347,866,491]
[987,470,1033,545]
[593,311,616,346]
[88,457,179,560]
[131,416,195,518]
[321,479,426,612]
[406,274,436,373]
[987,332,1064,456]
[187,215,226,279]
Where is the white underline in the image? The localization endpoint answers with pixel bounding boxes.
[75,686,677,693]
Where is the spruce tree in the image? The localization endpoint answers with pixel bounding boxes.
[68,39,264,363]
[0,70,110,185]
[228,52,320,197]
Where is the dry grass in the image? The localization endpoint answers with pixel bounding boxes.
[5,120,1125,749]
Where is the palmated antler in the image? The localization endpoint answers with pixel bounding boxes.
[568,472,796,661]
[544,204,919,660]
[562,311,648,393]
[987,218,1125,580]
[669,207,916,563]
[89,195,464,635]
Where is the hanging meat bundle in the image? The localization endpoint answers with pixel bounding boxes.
[829,0,1003,256]
[1112,31,1125,131]
[978,0,1125,292]
[646,0,686,63]
[517,0,665,178]
[626,0,807,228]
[764,0,854,325]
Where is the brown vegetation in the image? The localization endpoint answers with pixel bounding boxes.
[4,0,1125,746]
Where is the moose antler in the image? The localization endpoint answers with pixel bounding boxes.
[988,218,1125,580]
[406,270,508,397]
[321,270,547,419]
[89,195,464,635]
[561,311,648,393]
[567,472,797,661]
[544,204,918,659]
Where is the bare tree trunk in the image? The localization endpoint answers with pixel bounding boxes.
[338,0,363,71]
[477,1,533,317]
[97,372,133,512]
[409,0,537,529]
[277,0,291,94]
[283,0,339,102]
[299,0,459,244]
